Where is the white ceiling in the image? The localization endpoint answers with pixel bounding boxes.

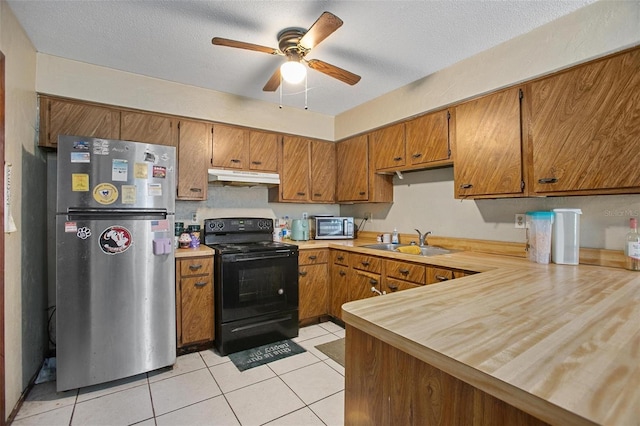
[8,0,598,116]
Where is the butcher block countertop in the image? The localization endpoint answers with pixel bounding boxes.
[175,245,214,258]
[340,248,640,426]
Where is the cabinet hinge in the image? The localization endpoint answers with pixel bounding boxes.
[177,121,181,130]
[519,89,523,100]
[521,180,525,190]
[446,110,451,120]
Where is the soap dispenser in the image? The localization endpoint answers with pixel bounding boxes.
[391,228,399,244]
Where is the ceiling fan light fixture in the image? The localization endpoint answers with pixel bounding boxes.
[280,60,306,84]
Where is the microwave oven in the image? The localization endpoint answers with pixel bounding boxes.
[315,217,355,239]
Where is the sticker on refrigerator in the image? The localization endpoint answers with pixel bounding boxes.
[70,152,90,163]
[121,185,136,204]
[143,150,157,163]
[93,140,109,155]
[93,183,119,205]
[148,183,162,196]
[65,222,77,233]
[112,159,128,181]
[99,226,132,255]
[134,163,148,179]
[71,174,89,192]
[151,219,169,232]
[152,166,166,178]
[76,227,92,240]
[72,140,90,150]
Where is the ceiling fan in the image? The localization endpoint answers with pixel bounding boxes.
[212,11,361,92]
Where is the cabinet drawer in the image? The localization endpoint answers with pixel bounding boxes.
[331,250,350,266]
[299,249,329,265]
[180,257,213,277]
[427,267,454,284]
[351,254,382,274]
[384,277,422,293]
[385,259,425,284]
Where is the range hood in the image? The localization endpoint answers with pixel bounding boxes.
[208,168,280,186]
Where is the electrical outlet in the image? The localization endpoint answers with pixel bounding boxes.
[192,212,198,223]
[364,211,373,220]
[515,213,525,229]
[302,212,308,220]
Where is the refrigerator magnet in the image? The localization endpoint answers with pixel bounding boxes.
[71,174,89,192]
[152,165,166,178]
[64,222,77,233]
[99,226,132,255]
[134,163,148,179]
[112,159,128,182]
[72,140,89,150]
[76,227,92,240]
[70,152,90,163]
[148,183,162,196]
[121,185,136,204]
[93,183,119,205]
[92,140,109,155]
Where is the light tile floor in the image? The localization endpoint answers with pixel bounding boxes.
[12,323,345,426]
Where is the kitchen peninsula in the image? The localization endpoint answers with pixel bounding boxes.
[340,250,640,425]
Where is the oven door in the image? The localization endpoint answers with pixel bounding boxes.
[218,249,298,323]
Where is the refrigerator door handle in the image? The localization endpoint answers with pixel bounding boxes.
[65,208,168,221]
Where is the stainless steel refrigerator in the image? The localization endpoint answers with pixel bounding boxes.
[55,135,176,391]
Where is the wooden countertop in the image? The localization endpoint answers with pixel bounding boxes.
[341,249,640,425]
[175,245,214,258]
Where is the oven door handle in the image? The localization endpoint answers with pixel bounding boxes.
[227,250,294,262]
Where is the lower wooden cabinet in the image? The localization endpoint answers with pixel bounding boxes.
[329,250,350,320]
[176,256,214,348]
[299,249,329,322]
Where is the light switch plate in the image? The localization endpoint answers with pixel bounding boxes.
[515,214,525,228]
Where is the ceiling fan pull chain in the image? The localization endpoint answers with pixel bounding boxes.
[304,74,308,110]
[279,74,283,109]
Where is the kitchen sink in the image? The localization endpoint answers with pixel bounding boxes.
[362,243,452,256]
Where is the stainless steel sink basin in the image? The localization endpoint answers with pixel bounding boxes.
[362,243,451,256]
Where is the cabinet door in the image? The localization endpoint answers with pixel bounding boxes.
[249,131,278,172]
[281,136,310,201]
[329,262,350,319]
[405,109,450,166]
[371,122,406,171]
[350,270,381,301]
[121,111,176,146]
[528,49,640,194]
[177,120,210,200]
[453,87,523,198]
[384,259,425,284]
[384,277,421,293]
[41,98,120,147]
[311,140,336,202]
[336,136,369,202]
[211,124,248,169]
[180,275,214,345]
[299,264,329,321]
[427,267,454,284]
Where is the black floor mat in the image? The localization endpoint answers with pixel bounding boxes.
[228,339,306,371]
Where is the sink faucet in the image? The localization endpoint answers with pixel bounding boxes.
[415,229,431,246]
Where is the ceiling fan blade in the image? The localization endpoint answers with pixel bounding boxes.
[263,67,281,92]
[212,37,279,55]
[307,59,361,86]
[299,12,343,51]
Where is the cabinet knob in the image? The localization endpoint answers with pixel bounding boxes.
[314,193,322,197]
[189,264,203,271]
[393,156,403,161]
[399,268,409,275]
[194,281,208,287]
[359,191,366,196]
[435,274,449,281]
[369,278,378,285]
[308,255,317,260]
[297,192,306,196]
[299,271,308,277]
[538,178,558,184]
[252,161,262,165]
[361,261,370,267]
[190,188,202,192]
[388,283,399,290]
[460,183,473,189]
[339,270,346,276]
[411,153,422,159]
[230,159,241,163]
[337,256,344,261]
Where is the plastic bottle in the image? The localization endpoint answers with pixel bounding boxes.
[391,228,399,244]
[282,216,291,240]
[624,217,640,271]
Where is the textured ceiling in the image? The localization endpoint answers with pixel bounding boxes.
[8,0,597,116]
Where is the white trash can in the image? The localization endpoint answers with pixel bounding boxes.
[552,208,582,265]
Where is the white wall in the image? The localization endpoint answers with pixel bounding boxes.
[338,0,640,251]
[0,0,45,418]
[36,54,334,141]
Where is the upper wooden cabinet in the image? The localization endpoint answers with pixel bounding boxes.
[452,87,524,199]
[39,97,120,148]
[526,48,640,195]
[177,119,211,201]
[270,136,336,203]
[249,131,279,172]
[336,134,393,203]
[371,122,406,171]
[311,140,336,202]
[405,109,451,168]
[121,110,177,146]
[211,124,247,169]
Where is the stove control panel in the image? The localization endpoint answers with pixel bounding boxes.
[204,217,273,235]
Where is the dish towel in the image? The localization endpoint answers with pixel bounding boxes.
[395,245,421,255]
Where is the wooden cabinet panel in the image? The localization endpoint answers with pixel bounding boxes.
[40,97,120,147]
[384,259,425,284]
[249,131,278,172]
[383,277,421,293]
[176,256,214,348]
[527,49,640,195]
[177,119,210,200]
[121,111,176,146]
[350,253,382,274]
[336,135,369,202]
[211,124,248,169]
[299,263,329,321]
[280,136,310,201]
[372,122,406,170]
[405,109,450,167]
[311,140,336,202]
[331,250,349,266]
[350,270,381,301]
[427,267,454,284]
[299,249,329,265]
[453,87,523,198]
[329,261,350,319]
